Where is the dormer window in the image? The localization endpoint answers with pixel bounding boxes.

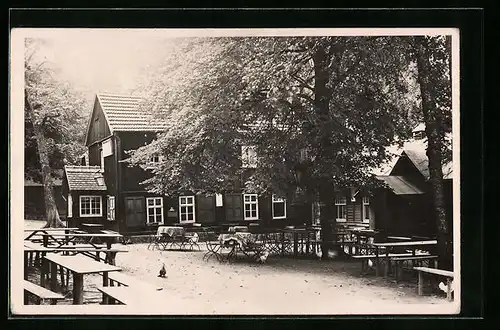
[146,154,163,168]
[413,131,425,140]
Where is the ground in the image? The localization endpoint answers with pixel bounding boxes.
[22,220,457,315]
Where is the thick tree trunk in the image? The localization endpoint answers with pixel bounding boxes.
[25,94,65,228]
[413,37,452,270]
[312,42,339,260]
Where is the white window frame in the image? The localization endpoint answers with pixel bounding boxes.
[146,154,163,169]
[362,196,370,223]
[79,195,103,217]
[241,146,257,168]
[146,197,164,224]
[67,193,73,218]
[272,195,286,219]
[107,196,116,221]
[179,196,196,223]
[243,193,259,220]
[100,149,104,171]
[335,196,347,222]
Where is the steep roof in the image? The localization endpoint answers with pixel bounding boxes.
[376,175,425,195]
[96,93,169,132]
[64,166,107,191]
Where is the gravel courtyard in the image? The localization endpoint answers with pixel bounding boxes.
[22,220,457,315]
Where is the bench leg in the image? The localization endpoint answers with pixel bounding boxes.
[73,273,84,305]
[59,266,65,288]
[50,261,58,291]
[446,278,452,301]
[418,271,424,296]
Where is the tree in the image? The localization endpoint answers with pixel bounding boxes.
[412,36,453,270]
[129,36,416,258]
[24,38,89,227]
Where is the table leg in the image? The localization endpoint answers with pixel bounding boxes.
[417,271,424,295]
[59,266,65,287]
[103,271,109,287]
[73,273,84,305]
[375,247,380,277]
[384,256,390,278]
[50,261,58,291]
[43,235,48,247]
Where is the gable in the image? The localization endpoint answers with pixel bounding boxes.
[85,96,112,146]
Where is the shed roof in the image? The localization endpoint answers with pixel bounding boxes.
[376,175,425,195]
[64,166,107,191]
[97,93,169,132]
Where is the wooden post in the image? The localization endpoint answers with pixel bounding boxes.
[417,271,424,295]
[95,251,100,262]
[59,266,65,287]
[446,278,452,301]
[281,232,285,256]
[375,247,380,277]
[50,262,58,291]
[40,258,46,287]
[102,271,109,303]
[73,273,84,305]
[293,232,298,257]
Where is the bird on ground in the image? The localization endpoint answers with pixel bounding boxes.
[438,280,454,294]
[158,263,167,278]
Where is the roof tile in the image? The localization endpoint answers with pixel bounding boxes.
[97,93,169,132]
[64,166,107,191]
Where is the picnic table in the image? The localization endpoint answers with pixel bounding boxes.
[24,228,81,241]
[371,240,438,277]
[43,253,121,304]
[80,223,104,233]
[39,232,123,249]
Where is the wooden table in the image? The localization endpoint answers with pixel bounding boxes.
[43,253,121,304]
[24,228,80,241]
[40,232,123,249]
[348,228,378,255]
[80,223,104,233]
[371,240,438,277]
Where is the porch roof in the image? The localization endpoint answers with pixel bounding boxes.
[64,166,108,191]
[376,175,425,195]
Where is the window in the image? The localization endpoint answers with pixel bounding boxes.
[79,196,102,217]
[362,196,370,223]
[179,196,195,223]
[146,154,162,168]
[107,196,115,221]
[243,194,259,220]
[272,195,286,219]
[335,196,347,222]
[215,193,223,207]
[146,197,164,224]
[67,194,73,218]
[241,146,257,168]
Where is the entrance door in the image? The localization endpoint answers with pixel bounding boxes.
[197,195,215,224]
[125,197,145,228]
[225,193,243,223]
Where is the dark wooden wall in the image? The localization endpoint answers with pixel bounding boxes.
[86,98,111,146]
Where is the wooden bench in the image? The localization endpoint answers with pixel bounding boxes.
[23,280,65,305]
[104,272,163,291]
[414,267,454,301]
[391,255,438,281]
[352,252,430,275]
[97,286,137,305]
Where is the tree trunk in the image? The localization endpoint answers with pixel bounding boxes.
[413,37,452,270]
[25,94,65,228]
[312,42,339,260]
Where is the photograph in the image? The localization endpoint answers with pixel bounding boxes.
[10,26,461,315]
